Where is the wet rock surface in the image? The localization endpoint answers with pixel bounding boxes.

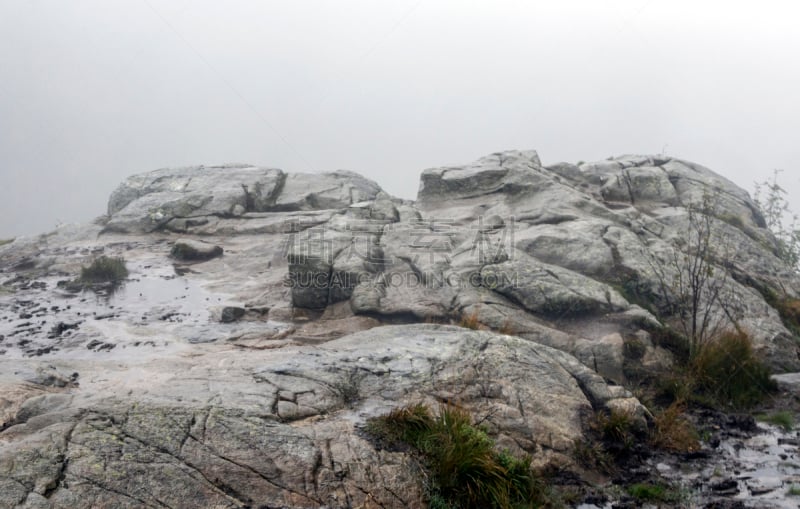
[1,150,800,507]
[0,324,645,508]
[170,238,223,261]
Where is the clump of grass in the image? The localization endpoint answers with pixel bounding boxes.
[755,286,800,336]
[690,331,777,410]
[787,484,800,496]
[79,256,128,284]
[367,403,545,508]
[773,298,800,336]
[497,319,516,336]
[590,409,644,459]
[653,371,695,406]
[623,336,646,360]
[572,438,614,474]
[649,330,776,411]
[627,483,678,503]
[649,403,700,452]
[458,308,482,330]
[757,411,794,431]
[647,324,691,364]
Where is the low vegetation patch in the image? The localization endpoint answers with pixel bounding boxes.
[756,285,800,336]
[757,411,794,431]
[458,308,482,330]
[649,403,700,452]
[572,438,614,475]
[648,330,775,411]
[367,403,547,508]
[79,256,129,284]
[497,319,517,336]
[689,331,777,410]
[0,238,14,247]
[646,324,691,364]
[588,408,648,462]
[626,483,680,504]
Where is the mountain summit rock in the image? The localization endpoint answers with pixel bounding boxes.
[0,150,797,507]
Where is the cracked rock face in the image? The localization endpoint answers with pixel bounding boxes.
[104,165,382,234]
[1,149,799,507]
[0,326,640,508]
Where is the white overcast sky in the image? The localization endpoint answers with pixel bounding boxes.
[1,0,799,237]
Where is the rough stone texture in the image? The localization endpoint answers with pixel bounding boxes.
[104,166,382,234]
[2,149,800,507]
[170,238,223,261]
[0,326,642,508]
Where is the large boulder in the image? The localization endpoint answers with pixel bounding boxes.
[170,238,223,261]
[104,166,383,233]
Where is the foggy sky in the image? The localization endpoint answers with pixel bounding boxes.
[1,0,799,238]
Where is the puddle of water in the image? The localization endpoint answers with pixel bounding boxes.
[0,261,239,358]
[649,423,800,508]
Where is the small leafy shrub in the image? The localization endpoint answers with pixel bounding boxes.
[594,409,636,444]
[757,411,794,431]
[367,403,545,509]
[79,256,128,284]
[649,403,700,452]
[690,331,776,410]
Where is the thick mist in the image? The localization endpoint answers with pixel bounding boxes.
[1,1,798,237]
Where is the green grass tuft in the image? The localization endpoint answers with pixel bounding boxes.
[367,403,546,508]
[757,411,794,431]
[572,438,614,474]
[79,256,128,284]
[627,483,678,503]
[592,408,640,455]
[690,331,777,410]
